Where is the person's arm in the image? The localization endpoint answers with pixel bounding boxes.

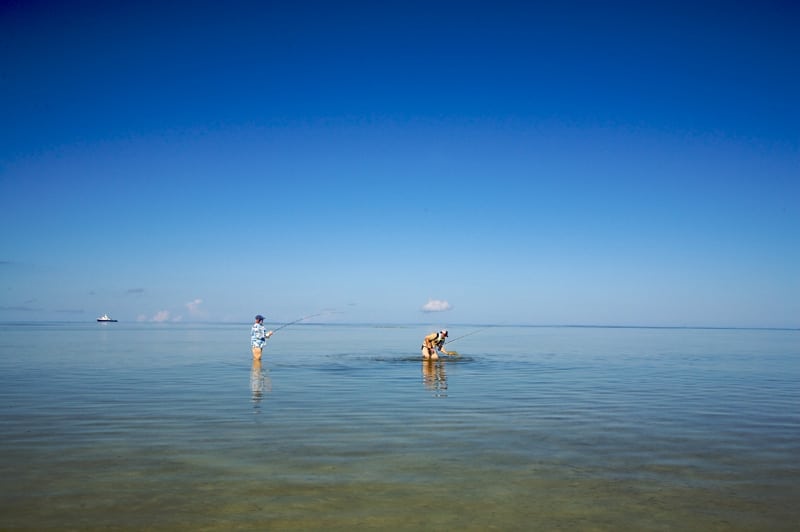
[261,324,273,340]
[266,330,273,339]
[437,338,454,356]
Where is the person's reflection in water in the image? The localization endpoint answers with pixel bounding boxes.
[251,359,272,412]
[422,359,447,397]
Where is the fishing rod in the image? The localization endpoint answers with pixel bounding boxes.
[270,310,334,334]
[444,325,494,346]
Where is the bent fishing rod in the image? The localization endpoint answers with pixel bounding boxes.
[271,310,334,334]
[444,325,495,346]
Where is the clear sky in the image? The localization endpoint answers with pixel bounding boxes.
[1,1,798,328]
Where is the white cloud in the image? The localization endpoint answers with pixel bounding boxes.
[137,308,187,322]
[186,298,204,316]
[421,299,452,313]
[151,310,170,322]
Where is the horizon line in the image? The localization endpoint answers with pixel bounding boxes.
[0,320,797,332]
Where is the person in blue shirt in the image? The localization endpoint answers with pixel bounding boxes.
[251,314,273,360]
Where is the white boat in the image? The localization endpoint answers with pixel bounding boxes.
[97,314,118,322]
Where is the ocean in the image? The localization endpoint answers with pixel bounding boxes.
[1,322,798,530]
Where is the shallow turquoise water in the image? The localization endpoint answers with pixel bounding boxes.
[1,322,798,530]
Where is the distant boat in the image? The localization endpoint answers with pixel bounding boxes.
[97,314,118,322]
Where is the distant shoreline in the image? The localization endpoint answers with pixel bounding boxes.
[0,321,797,332]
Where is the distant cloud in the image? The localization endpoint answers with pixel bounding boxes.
[136,308,185,322]
[0,261,34,271]
[186,298,205,317]
[151,310,171,322]
[421,299,452,313]
[0,298,42,312]
[127,288,145,295]
[0,305,42,312]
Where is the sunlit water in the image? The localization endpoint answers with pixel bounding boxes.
[1,322,798,530]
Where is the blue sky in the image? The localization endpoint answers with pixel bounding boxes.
[1,0,798,327]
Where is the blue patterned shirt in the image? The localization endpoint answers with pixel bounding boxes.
[251,322,268,348]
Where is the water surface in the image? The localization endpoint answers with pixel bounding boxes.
[1,323,798,530]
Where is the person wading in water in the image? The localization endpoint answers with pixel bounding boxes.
[251,314,274,360]
[421,329,450,360]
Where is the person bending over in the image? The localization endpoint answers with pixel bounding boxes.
[421,329,449,360]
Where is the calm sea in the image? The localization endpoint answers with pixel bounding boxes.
[1,322,798,531]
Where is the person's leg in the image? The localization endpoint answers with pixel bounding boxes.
[422,346,439,360]
[252,346,262,360]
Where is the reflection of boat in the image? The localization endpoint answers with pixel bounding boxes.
[96,314,118,322]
